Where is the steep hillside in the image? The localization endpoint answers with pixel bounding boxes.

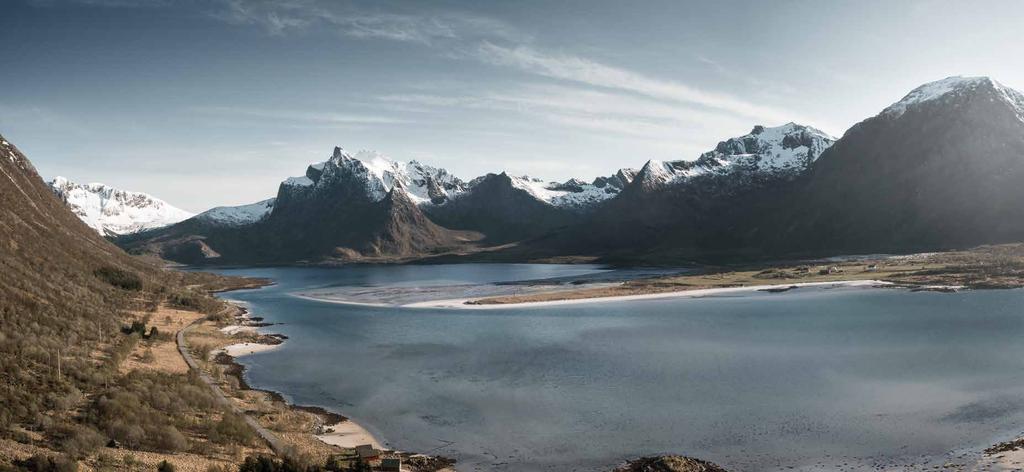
[751,76,1024,256]
[0,134,228,452]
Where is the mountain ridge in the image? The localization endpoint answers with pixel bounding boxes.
[48,176,193,236]
[115,75,1024,266]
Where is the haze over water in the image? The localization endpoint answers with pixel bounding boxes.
[214,264,1024,471]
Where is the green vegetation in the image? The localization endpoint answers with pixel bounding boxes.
[85,370,220,453]
[13,455,78,472]
[236,454,374,472]
[208,413,256,446]
[94,266,143,291]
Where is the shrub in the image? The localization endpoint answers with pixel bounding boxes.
[152,425,188,452]
[94,267,143,291]
[122,321,147,336]
[51,423,106,458]
[208,413,255,446]
[156,461,175,472]
[21,454,78,472]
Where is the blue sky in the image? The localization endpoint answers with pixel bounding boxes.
[3,0,1024,211]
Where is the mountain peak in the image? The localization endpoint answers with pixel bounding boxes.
[623,123,836,195]
[281,146,467,206]
[48,176,193,236]
[883,76,1024,119]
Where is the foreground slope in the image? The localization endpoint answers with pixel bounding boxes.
[0,134,209,441]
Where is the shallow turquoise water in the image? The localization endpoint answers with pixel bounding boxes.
[212,264,1024,471]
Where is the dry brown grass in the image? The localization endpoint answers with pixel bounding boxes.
[120,306,206,374]
[472,245,1024,305]
[182,314,351,465]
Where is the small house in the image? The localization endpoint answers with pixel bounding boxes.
[380,454,402,472]
[355,444,381,464]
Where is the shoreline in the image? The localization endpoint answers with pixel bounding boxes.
[204,254,1024,471]
[399,279,893,309]
[209,299,388,451]
[290,292,392,307]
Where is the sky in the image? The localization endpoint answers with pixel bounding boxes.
[2,0,1024,212]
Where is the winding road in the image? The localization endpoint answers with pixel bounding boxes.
[176,313,286,454]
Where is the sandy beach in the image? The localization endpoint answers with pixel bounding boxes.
[220,324,259,335]
[220,341,282,357]
[291,293,391,307]
[402,280,893,309]
[314,420,382,449]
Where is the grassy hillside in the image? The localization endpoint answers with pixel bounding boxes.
[0,135,264,468]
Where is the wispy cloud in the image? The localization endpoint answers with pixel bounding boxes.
[207,1,810,131]
[27,0,169,7]
[476,43,800,124]
[190,106,407,126]
[377,84,742,148]
[212,0,524,43]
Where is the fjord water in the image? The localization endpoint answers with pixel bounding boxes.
[215,264,1024,471]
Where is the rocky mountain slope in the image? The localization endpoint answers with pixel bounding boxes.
[749,76,1024,256]
[425,169,634,243]
[524,123,837,261]
[48,176,193,236]
[118,147,481,264]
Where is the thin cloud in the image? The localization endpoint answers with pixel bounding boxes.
[212,0,525,43]
[210,1,810,129]
[190,106,406,125]
[477,43,801,124]
[377,84,746,145]
[27,0,169,7]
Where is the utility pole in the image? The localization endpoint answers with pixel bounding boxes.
[56,348,61,383]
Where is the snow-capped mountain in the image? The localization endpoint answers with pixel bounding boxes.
[48,177,193,236]
[282,147,466,205]
[194,198,276,227]
[506,173,631,209]
[628,123,836,192]
[757,75,1024,255]
[118,75,1024,265]
[882,76,1024,121]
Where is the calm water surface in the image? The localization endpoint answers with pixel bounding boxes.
[212,264,1024,471]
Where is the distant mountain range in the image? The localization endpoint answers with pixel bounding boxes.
[48,177,193,236]
[55,75,1024,265]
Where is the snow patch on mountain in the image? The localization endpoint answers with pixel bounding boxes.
[48,176,194,235]
[285,147,467,205]
[883,76,1024,122]
[195,198,275,227]
[630,123,836,190]
[507,173,629,209]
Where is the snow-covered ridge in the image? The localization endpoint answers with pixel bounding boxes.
[631,122,836,190]
[283,147,467,205]
[48,176,194,236]
[194,198,275,227]
[883,76,1024,121]
[508,173,632,208]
